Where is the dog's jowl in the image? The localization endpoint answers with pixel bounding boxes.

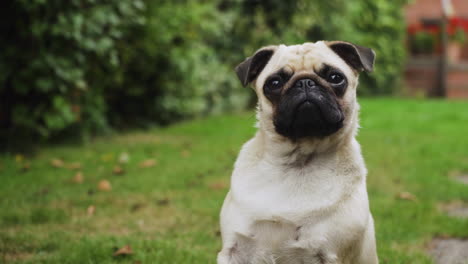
[217,41,378,264]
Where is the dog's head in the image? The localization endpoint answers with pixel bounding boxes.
[236,41,375,141]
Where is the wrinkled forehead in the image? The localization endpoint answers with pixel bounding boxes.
[257,41,354,85]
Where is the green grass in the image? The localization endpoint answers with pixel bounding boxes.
[1,98,468,263]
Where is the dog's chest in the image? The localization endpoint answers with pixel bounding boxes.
[231,159,353,220]
[226,153,367,263]
[230,196,369,264]
[244,218,338,264]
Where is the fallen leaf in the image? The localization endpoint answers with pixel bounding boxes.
[87,205,96,216]
[113,166,125,175]
[186,180,199,187]
[181,150,191,158]
[72,172,84,183]
[139,159,157,168]
[98,180,112,191]
[101,153,114,162]
[156,198,170,206]
[66,162,82,170]
[50,158,64,168]
[113,245,133,256]
[208,182,227,190]
[397,191,417,201]
[20,162,31,172]
[130,203,145,212]
[119,152,130,164]
[182,141,192,149]
[34,187,50,197]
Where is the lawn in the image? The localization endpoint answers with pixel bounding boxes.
[1,98,468,264]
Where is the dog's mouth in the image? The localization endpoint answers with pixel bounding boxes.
[295,99,344,123]
[274,97,344,140]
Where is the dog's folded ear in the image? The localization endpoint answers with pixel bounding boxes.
[235,46,277,87]
[327,41,375,73]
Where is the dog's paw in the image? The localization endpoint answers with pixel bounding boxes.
[217,233,256,264]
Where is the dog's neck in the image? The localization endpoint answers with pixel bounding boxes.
[255,105,359,167]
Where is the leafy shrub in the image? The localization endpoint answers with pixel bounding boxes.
[344,0,408,95]
[104,0,248,126]
[0,0,145,140]
[0,0,408,143]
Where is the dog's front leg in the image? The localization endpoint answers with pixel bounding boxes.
[355,216,379,264]
[218,191,259,264]
[217,232,257,264]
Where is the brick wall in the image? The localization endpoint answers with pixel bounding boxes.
[405,58,468,98]
[404,0,468,98]
[447,65,468,98]
[404,58,439,96]
[405,0,468,25]
[405,0,468,60]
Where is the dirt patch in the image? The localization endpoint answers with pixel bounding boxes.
[440,201,468,218]
[456,175,468,185]
[449,170,468,185]
[1,252,33,263]
[429,238,468,264]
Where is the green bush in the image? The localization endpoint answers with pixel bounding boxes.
[0,0,145,139]
[0,0,408,143]
[104,0,248,126]
[344,0,408,95]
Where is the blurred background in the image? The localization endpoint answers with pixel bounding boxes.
[1,1,468,263]
[1,0,467,148]
[0,0,411,147]
[1,0,468,149]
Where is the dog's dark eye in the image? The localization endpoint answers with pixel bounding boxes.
[327,72,344,84]
[265,76,284,90]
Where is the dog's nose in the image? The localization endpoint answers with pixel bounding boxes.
[294,78,316,89]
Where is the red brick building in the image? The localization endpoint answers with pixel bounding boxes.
[406,0,468,25]
[404,0,468,98]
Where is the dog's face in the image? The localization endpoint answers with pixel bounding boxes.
[236,41,375,140]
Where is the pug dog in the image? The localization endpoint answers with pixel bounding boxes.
[217,41,378,264]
